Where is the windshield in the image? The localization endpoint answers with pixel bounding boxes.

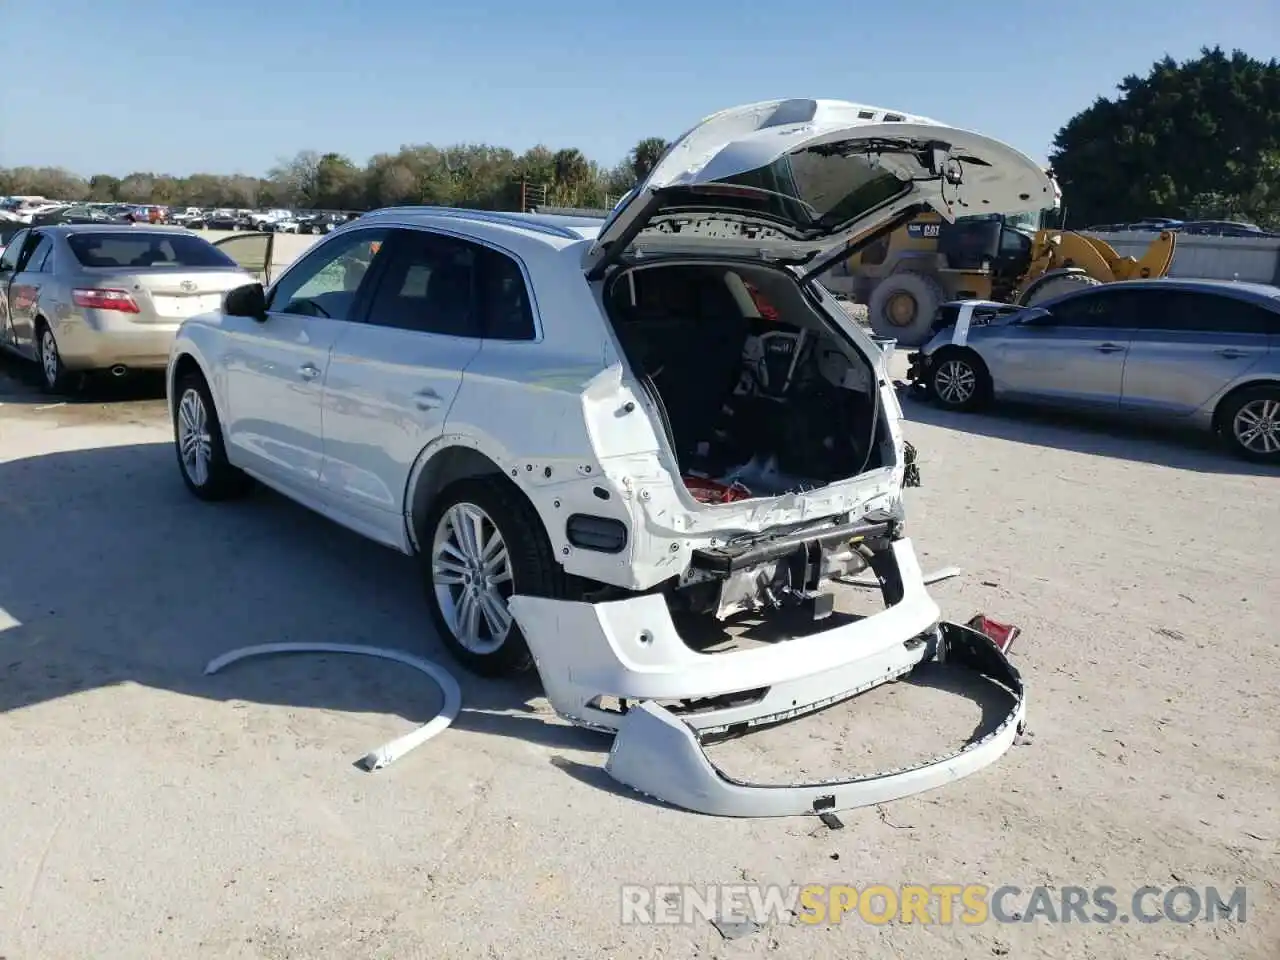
[67,231,239,269]
[709,144,912,232]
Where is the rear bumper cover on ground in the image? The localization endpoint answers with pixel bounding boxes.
[508,537,1027,816]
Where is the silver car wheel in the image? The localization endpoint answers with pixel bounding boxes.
[177,388,213,487]
[1233,397,1280,455]
[934,359,977,405]
[431,502,515,655]
[40,328,60,388]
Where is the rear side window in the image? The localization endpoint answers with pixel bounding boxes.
[66,231,238,269]
[28,235,54,272]
[1146,291,1279,335]
[478,247,536,341]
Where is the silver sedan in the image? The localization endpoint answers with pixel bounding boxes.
[907,279,1280,463]
[0,224,253,392]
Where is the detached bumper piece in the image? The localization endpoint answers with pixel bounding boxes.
[606,623,1024,818]
[905,351,928,385]
[508,537,1027,818]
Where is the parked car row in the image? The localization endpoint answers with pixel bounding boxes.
[906,278,1280,463]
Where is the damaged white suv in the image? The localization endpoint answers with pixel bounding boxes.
[168,99,1050,817]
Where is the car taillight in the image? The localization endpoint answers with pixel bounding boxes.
[72,288,140,313]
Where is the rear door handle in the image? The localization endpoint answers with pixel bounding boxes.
[414,388,442,410]
[1095,343,1126,353]
[298,363,321,380]
[1216,348,1248,359]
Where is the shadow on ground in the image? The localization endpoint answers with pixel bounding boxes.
[0,441,605,755]
[0,351,168,405]
[898,386,1276,477]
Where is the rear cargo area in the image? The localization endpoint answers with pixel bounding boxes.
[604,261,890,501]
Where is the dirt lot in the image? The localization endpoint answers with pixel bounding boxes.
[0,352,1276,960]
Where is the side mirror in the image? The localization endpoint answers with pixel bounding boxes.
[224,282,267,320]
[1017,307,1052,326]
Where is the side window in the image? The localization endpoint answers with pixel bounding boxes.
[364,230,481,337]
[266,228,389,320]
[1176,292,1276,335]
[478,247,536,341]
[0,230,30,271]
[13,232,46,273]
[1047,290,1138,328]
[27,236,55,273]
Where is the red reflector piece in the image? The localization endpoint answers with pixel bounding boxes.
[683,476,752,504]
[72,288,140,313]
[967,613,1021,654]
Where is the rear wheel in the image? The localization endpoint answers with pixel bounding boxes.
[868,270,947,347]
[36,321,77,394]
[422,478,565,677]
[1219,384,1280,464]
[928,347,991,411]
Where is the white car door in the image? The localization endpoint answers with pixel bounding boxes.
[220,226,390,498]
[319,227,485,546]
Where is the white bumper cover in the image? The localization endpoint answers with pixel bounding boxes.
[509,538,1027,817]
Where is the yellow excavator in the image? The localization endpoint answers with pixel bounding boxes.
[822,209,1178,346]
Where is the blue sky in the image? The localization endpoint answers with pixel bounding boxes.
[4,0,1276,178]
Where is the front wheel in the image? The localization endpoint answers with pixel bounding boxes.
[173,372,253,500]
[422,478,565,677]
[1220,385,1280,464]
[928,348,991,411]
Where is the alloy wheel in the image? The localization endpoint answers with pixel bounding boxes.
[177,388,213,487]
[40,328,60,388]
[1233,397,1280,455]
[934,359,977,405]
[431,503,515,654]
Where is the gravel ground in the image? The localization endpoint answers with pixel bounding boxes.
[0,351,1276,960]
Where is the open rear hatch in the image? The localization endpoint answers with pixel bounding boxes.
[584,98,1055,280]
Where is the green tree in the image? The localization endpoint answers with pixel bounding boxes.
[628,137,670,181]
[1050,47,1280,228]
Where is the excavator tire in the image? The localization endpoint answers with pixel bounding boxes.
[1022,273,1102,306]
[868,270,947,347]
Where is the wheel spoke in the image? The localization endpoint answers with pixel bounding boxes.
[477,590,512,638]
[433,559,467,584]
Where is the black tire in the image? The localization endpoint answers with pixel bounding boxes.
[1021,272,1102,306]
[172,370,253,500]
[868,270,947,347]
[1217,384,1280,465]
[927,347,991,411]
[421,477,566,677]
[35,320,78,394]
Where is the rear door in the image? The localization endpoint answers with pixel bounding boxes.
[1120,289,1273,417]
[320,228,484,538]
[983,287,1142,409]
[212,232,276,284]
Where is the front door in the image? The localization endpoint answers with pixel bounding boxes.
[220,227,389,497]
[320,228,484,544]
[0,229,30,349]
[1120,289,1273,417]
[986,288,1143,409]
[6,232,54,356]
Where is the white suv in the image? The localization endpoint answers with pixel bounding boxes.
[168,99,1048,816]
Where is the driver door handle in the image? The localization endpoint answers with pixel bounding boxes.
[1216,348,1248,359]
[414,388,442,410]
[1095,343,1126,353]
[298,363,321,380]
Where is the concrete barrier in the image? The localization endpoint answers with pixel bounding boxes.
[1088,231,1280,285]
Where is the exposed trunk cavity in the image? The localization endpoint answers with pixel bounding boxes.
[604,259,889,502]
